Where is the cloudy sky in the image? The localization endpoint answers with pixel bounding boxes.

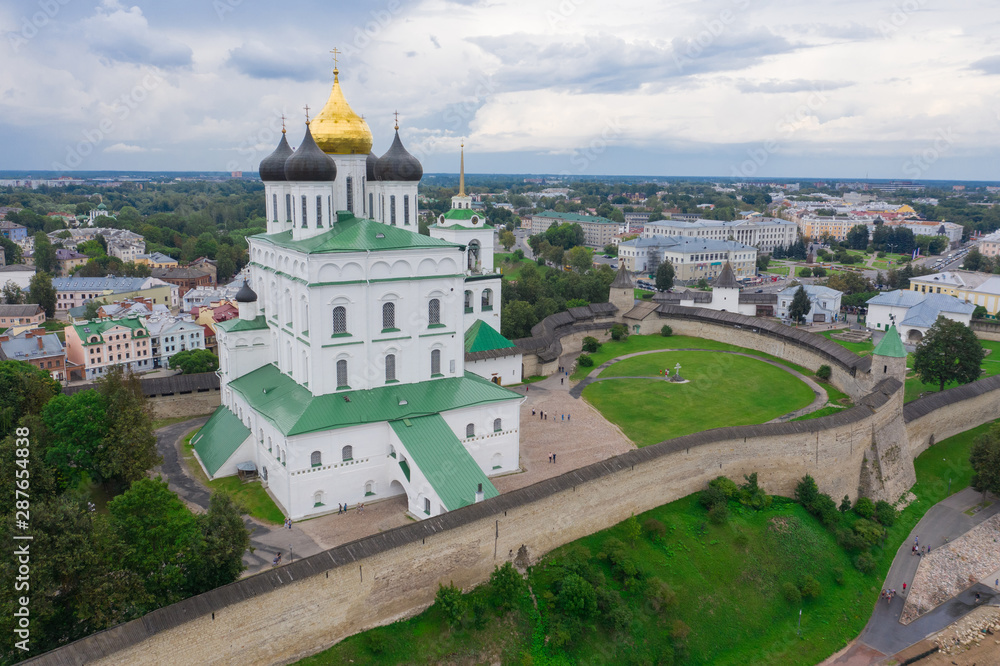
[2,0,999,180]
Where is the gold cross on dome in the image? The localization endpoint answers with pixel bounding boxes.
[330,47,340,68]
[394,110,399,130]
[303,104,310,123]
[280,114,286,133]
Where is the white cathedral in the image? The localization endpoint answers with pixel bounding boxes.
[192,63,524,521]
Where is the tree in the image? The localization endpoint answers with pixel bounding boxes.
[42,390,108,489]
[28,271,57,317]
[94,366,160,491]
[2,281,24,305]
[973,305,988,319]
[794,474,819,507]
[970,424,1000,501]
[82,300,102,320]
[499,230,515,252]
[964,248,987,272]
[434,582,465,627]
[500,300,537,340]
[33,231,57,274]
[846,224,869,250]
[610,323,629,341]
[788,286,811,324]
[603,243,618,256]
[799,267,812,278]
[488,562,526,611]
[190,492,250,592]
[0,236,22,264]
[215,244,237,281]
[756,254,771,272]
[581,336,601,353]
[912,316,984,392]
[0,361,60,439]
[566,246,593,272]
[655,261,675,291]
[169,349,219,374]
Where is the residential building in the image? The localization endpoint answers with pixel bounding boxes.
[866,290,975,343]
[52,276,175,313]
[887,220,963,247]
[0,304,45,328]
[643,217,797,252]
[796,216,869,242]
[526,211,619,248]
[617,235,757,281]
[54,248,90,276]
[775,285,843,323]
[0,328,66,381]
[151,266,214,296]
[0,265,35,290]
[63,316,153,379]
[189,257,218,284]
[135,252,179,269]
[181,284,242,312]
[0,220,28,242]
[978,231,1000,258]
[145,315,205,369]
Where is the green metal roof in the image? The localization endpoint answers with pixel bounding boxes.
[873,324,907,358]
[389,414,498,511]
[216,315,269,333]
[227,364,522,437]
[191,406,252,477]
[433,223,495,231]
[73,317,149,345]
[252,212,459,254]
[441,209,490,222]
[464,319,516,353]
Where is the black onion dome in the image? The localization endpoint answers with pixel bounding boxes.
[284,124,337,182]
[375,131,423,182]
[366,151,378,180]
[259,132,293,181]
[234,280,258,303]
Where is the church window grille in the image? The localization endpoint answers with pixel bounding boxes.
[465,423,475,438]
[301,195,307,227]
[346,176,354,213]
[385,354,396,382]
[428,298,440,325]
[332,306,347,334]
[285,194,291,222]
[431,349,441,376]
[316,195,323,227]
[382,302,395,330]
[404,195,410,225]
[494,418,502,432]
[390,195,396,225]
[336,359,348,388]
[272,194,278,221]
[342,445,353,461]
[311,451,322,467]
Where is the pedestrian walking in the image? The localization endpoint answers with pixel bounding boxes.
[976,592,981,603]
[561,414,564,422]
[548,453,552,463]
[567,414,571,422]
[553,452,557,463]
[915,535,919,546]
[903,582,907,591]
[560,377,564,385]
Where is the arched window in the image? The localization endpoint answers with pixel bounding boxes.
[301,195,307,227]
[493,418,502,432]
[465,423,475,438]
[316,195,323,227]
[342,445,353,461]
[431,349,441,375]
[310,451,322,467]
[428,298,440,325]
[332,306,347,334]
[482,288,493,311]
[336,359,348,388]
[385,353,396,382]
[258,428,264,443]
[346,176,354,213]
[464,290,472,312]
[468,239,480,270]
[390,195,397,225]
[313,490,324,507]
[382,302,395,330]
[365,480,375,495]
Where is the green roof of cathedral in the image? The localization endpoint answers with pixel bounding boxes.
[873,324,906,358]
[389,414,499,511]
[215,315,268,333]
[441,208,489,222]
[192,405,251,477]
[464,319,516,354]
[253,212,459,254]
[226,363,521,437]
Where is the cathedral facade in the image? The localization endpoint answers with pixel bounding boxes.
[193,64,523,521]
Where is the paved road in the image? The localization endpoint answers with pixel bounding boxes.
[152,417,323,576]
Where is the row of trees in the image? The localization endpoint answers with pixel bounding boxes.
[500,261,616,340]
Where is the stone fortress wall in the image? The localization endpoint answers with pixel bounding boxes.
[28,307,1000,666]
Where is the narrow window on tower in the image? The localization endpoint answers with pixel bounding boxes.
[301,195,307,228]
[316,195,322,227]
[285,193,292,223]
[362,177,366,215]
[336,359,348,389]
[346,176,354,213]
[404,195,410,225]
[272,193,278,222]
[390,195,396,225]
[328,196,332,225]
[369,193,374,219]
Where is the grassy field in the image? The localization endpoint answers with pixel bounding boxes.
[903,340,1000,402]
[583,351,815,445]
[182,431,284,524]
[820,330,875,356]
[293,409,998,666]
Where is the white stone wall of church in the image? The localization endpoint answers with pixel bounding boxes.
[377,181,419,228]
[430,226,496,272]
[466,354,522,386]
[328,154,366,217]
[287,182,335,240]
[463,278,502,333]
[264,182,292,234]
[438,402,521,476]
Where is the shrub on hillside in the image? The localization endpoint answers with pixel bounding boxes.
[488,562,525,611]
[782,581,802,604]
[739,473,772,511]
[555,573,597,619]
[799,575,822,599]
[835,527,867,552]
[660,325,673,337]
[853,496,876,519]
[699,485,727,512]
[874,500,897,526]
[610,323,629,341]
[852,518,885,548]
[577,353,594,367]
[816,365,832,381]
[642,518,666,540]
[644,578,677,614]
[709,475,741,500]
[839,495,852,513]
[794,475,819,506]
[623,515,642,545]
[708,502,729,524]
[810,493,841,527]
[581,336,601,353]
[435,582,465,627]
[855,551,877,574]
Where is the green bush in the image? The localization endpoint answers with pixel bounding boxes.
[644,577,677,614]
[555,573,597,619]
[708,502,729,525]
[853,496,875,519]
[642,518,666,540]
[610,323,629,341]
[582,336,601,353]
[799,267,812,278]
[794,474,819,506]
[877,251,886,258]
[435,582,465,627]
[832,567,845,586]
[782,581,801,604]
[816,365,832,381]
[799,575,822,599]
[835,527,866,552]
[577,353,594,367]
[852,518,885,548]
[739,473,772,511]
[810,493,841,527]
[488,562,525,611]
[660,325,673,337]
[623,515,642,545]
[855,551,877,574]
[709,475,741,500]
[839,495,852,513]
[812,267,827,278]
[699,486,727,511]
[874,500,897,527]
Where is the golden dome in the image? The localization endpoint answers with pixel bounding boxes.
[310,69,373,155]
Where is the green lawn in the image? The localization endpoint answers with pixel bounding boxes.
[293,409,999,666]
[496,253,550,281]
[819,330,875,356]
[583,351,815,445]
[903,340,1000,402]
[182,431,284,524]
[635,288,655,300]
[152,413,214,431]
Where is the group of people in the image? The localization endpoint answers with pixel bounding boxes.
[548,452,557,463]
[911,535,930,557]
[337,503,363,514]
[530,408,570,422]
[880,588,898,604]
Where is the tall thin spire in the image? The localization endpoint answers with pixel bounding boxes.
[459,142,465,197]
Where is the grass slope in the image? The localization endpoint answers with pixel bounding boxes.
[904,340,1000,402]
[584,351,815,445]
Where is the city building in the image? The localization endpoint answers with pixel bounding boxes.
[617,235,757,281]
[63,316,153,379]
[145,315,206,369]
[88,204,115,225]
[526,211,619,248]
[135,252,179,269]
[0,220,28,242]
[775,285,843,323]
[193,64,522,522]
[0,328,66,381]
[887,220,963,247]
[52,276,176,312]
[182,284,242,312]
[0,265,36,290]
[151,266,214,296]
[796,216,869,242]
[651,262,777,317]
[866,290,975,343]
[642,217,797,252]
[0,304,45,328]
[54,248,90,276]
[978,231,1000,258]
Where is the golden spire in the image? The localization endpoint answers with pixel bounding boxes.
[459,142,465,196]
[311,50,373,154]
[280,114,286,134]
[393,110,399,131]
